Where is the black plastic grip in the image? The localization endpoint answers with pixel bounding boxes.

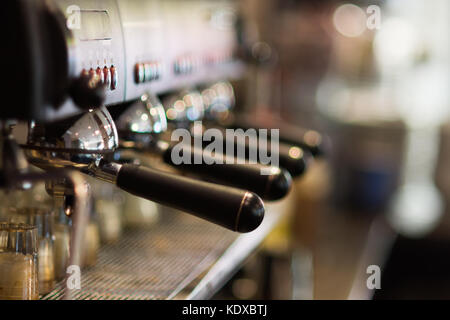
[253,140,310,178]
[162,146,292,201]
[231,117,327,157]
[116,164,265,232]
[203,137,309,178]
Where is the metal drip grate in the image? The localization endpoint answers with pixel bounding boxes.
[42,210,238,300]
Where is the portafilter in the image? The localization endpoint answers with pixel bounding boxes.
[164,86,310,178]
[22,107,264,233]
[113,93,291,201]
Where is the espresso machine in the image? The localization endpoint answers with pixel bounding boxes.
[0,0,321,300]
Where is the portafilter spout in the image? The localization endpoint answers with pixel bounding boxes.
[23,107,264,233]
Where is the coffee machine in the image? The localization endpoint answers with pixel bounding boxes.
[0,0,318,300]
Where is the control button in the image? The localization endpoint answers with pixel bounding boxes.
[88,68,96,83]
[103,66,111,89]
[181,58,188,74]
[110,65,118,90]
[134,63,144,84]
[174,57,195,75]
[70,70,106,109]
[187,57,194,73]
[154,62,161,80]
[96,67,104,85]
[87,68,101,88]
[136,61,162,83]
[81,69,89,77]
[144,63,153,82]
[150,62,158,81]
[174,60,181,75]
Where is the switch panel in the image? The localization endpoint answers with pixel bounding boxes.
[39,0,243,122]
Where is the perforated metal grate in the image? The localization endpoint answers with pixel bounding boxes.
[42,210,238,300]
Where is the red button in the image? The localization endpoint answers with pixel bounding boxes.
[103,66,111,89]
[110,65,118,90]
[80,69,89,77]
[96,67,104,85]
[135,63,144,84]
[87,68,101,88]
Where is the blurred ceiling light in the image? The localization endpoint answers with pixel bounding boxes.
[374,18,418,72]
[333,4,367,38]
[388,184,443,238]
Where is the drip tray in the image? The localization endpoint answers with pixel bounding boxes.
[42,210,238,300]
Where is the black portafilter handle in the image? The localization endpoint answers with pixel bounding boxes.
[230,118,326,158]
[261,140,310,178]
[196,135,310,178]
[161,144,292,201]
[112,163,265,232]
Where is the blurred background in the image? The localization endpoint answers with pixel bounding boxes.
[214,0,450,300]
[1,0,449,301]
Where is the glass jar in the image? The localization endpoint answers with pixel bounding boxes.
[122,193,160,228]
[91,179,124,244]
[0,223,39,300]
[53,206,71,281]
[81,208,100,268]
[114,153,160,228]
[9,208,56,295]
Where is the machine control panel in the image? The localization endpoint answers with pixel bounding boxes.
[134,61,162,84]
[28,0,243,122]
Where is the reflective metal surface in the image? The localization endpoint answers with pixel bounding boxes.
[63,107,118,153]
[116,93,167,134]
[41,210,238,300]
[201,82,235,122]
[163,90,205,123]
[25,107,119,169]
